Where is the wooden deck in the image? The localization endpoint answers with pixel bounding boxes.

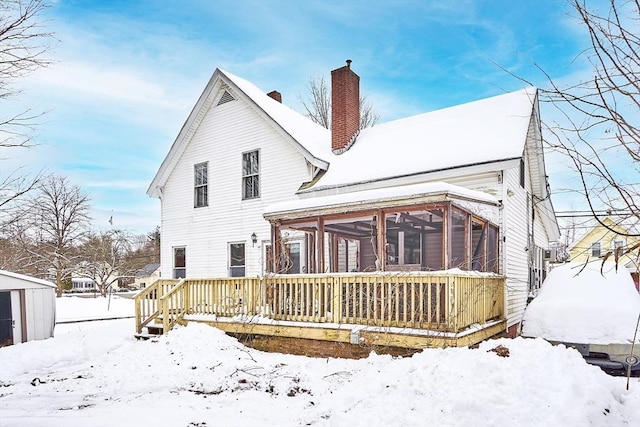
[134,272,505,350]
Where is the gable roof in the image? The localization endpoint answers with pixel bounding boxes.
[148,68,331,198]
[135,263,161,278]
[306,87,538,191]
[568,217,640,252]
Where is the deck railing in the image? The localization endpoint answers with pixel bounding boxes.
[134,279,180,333]
[135,272,504,335]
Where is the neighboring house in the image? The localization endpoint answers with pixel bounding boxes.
[134,263,161,289]
[0,270,56,347]
[71,277,96,292]
[148,61,560,336]
[568,217,640,290]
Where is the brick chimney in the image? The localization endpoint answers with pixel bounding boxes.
[331,60,360,153]
[267,90,282,103]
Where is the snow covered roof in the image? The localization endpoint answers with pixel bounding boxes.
[148,68,331,198]
[307,87,538,191]
[135,263,161,278]
[220,70,332,164]
[264,181,499,220]
[0,270,57,289]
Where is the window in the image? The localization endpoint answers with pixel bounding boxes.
[591,242,601,258]
[242,150,259,199]
[173,247,186,278]
[613,240,625,253]
[283,242,300,274]
[229,243,245,277]
[194,162,208,208]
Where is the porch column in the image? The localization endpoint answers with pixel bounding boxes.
[271,223,281,273]
[444,204,450,269]
[376,209,385,271]
[316,217,325,273]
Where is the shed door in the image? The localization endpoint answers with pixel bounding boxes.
[0,292,13,347]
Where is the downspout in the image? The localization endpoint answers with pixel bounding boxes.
[499,170,508,332]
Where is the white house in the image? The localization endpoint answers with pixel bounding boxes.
[0,270,56,346]
[148,61,560,336]
[71,277,96,292]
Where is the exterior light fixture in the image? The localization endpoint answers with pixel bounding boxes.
[251,232,257,247]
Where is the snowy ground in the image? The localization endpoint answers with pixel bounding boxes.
[0,296,638,427]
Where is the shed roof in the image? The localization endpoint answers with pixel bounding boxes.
[0,270,57,289]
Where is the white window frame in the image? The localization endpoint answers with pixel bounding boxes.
[173,246,186,279]
[242,150,260,200]
[591,242,601,258]
[194,162,208,208]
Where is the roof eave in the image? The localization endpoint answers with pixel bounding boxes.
[264,191,499,223]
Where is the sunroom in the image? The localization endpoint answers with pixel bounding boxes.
[264,182,501,275]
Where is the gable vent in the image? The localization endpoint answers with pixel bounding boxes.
[217,90,235,106]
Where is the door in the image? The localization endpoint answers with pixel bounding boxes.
[0,292,13,347]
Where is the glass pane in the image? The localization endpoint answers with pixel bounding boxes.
[230,243,245,267]
[174,247,185,268]
[286,243,300,274]
[243,176,259,199]
[471,219,485,271]
[194,163,207,185]
[243,151,259,175]
[195,186,208,207]
[230,266,245,277]
[173,268,186,279]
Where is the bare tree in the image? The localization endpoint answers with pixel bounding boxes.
[12,175,91,295]
[299,75,380,130]
[537,0,639,237]
[78,230,140,297]
[1,0,52,225]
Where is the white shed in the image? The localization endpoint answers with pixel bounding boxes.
[0,270,56,347]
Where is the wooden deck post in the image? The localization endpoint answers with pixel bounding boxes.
[331,275,342,322]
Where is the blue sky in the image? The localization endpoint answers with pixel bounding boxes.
[8,0,600,233]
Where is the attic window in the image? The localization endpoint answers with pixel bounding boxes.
[217,90,235,106]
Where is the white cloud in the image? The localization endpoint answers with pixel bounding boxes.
[32,61,179,109]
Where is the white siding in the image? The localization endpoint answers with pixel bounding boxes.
[24,288,56,341]
[501,148,554,330]
[502,165,529,329]
[160,98,313,278]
